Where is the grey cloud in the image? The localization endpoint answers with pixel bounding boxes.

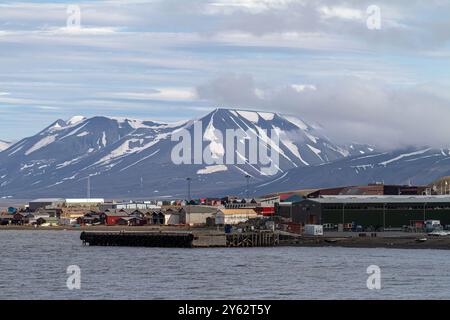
[196,74,450,149]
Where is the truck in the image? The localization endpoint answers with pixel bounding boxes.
[425,220,441,233]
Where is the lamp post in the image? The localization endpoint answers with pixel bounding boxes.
[87,176,91,200]
[186,177,192,203]
[423,202,427,223]
[245,174,251,200]
[186,177,192,225]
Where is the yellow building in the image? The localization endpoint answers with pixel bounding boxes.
[215,208,259,225]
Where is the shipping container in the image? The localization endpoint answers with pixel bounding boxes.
[304,224,323,236]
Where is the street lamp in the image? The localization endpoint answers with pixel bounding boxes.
[186,177,192,203]
[245,174,251,200]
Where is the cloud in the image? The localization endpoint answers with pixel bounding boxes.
[196,74,450,149]
[0,0,449,145]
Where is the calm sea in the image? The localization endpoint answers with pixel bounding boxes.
[0,230,449,299]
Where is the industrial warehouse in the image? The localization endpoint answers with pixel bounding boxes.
[276,195,450,231]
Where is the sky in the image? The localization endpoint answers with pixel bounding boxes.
[0,0,449,149]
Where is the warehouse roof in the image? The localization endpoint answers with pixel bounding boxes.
[30,198,65,203]
[66,198,104,203]
[304,195,450,204]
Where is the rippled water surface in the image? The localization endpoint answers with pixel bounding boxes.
[1,230,449,299]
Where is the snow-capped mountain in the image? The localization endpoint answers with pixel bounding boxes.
[239,147,450,197]
[0,108,370,198]
[0,140,11,152]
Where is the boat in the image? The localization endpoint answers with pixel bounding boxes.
[415,238,427,242]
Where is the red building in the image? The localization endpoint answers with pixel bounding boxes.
[255,206,275,217]
[103,211,129,225]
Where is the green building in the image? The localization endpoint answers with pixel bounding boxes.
[275,196,450,230]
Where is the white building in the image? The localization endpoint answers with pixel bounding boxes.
[65,199,105,207]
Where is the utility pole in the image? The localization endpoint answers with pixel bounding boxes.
[186,177,192,203]
[245,174,251,200]
[87,176,91,199]
[186,177,192,225]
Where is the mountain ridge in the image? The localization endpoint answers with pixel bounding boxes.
[0,108,372,198]
[4,108,447,199]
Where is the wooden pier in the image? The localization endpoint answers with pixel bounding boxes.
[226,231,279,247]
[80,231,194,248]
[80,230,280,248]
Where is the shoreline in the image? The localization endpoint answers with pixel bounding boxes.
[279,236,450,250]
[2,226,450,250]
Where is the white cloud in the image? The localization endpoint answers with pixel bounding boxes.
[196,74,450,149]
[319,6,364,20]
[102,88,197,101]
[0,0,449,147]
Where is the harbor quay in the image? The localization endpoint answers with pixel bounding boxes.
[3,182,450,249]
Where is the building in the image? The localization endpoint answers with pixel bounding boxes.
[65,199,105,207]
[164,209,182,225]
[276,195,450,230]
[215,208,259,225]
[150,211,165,225]
[103,210,129,225]
[429,176,450,195]
[183,205,217,226]
[307,184,431,198]
[76,212,103,225]
[117,216,146,226]
[115,201,161,210]
[29,198,65,211]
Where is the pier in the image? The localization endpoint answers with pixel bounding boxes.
[226,231,279,247]
[80,231,195,248]
[80,230,280,248]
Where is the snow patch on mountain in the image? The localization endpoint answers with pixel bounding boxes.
[60,122,88,140]
[237,110,259,123]
[0,140,11,152]
[258,112,275,121]
[203,110,225,161]
[284,115,308,130]
[197,164,228,174]
[379,148,431,166]
[67,116,86,126]
[25,135,56,155]
[307,144,323,160]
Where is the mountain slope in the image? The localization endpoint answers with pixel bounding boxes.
[241,147,450,196]
[0,108,365,198]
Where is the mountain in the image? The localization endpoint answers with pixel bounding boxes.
[0,140,11,152]
[241,147,450,196]
[0,109,368,198]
